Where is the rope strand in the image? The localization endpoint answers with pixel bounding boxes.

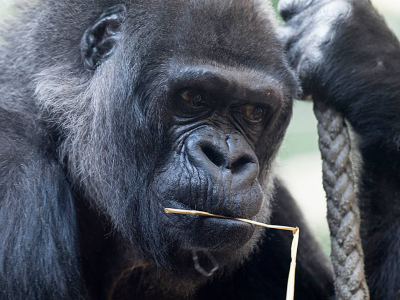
[314,101,370,300]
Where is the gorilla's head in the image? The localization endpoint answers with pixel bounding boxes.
[34,0,298,294]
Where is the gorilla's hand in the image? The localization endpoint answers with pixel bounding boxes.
[278,0,353,90]
[278,0,400,140]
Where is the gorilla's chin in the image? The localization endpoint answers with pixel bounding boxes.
[160,215,265,290]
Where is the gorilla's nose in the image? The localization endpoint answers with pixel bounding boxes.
[184,128,263,219]
[200,144,255,175]
[186,129,259,182]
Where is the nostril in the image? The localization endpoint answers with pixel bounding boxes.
[230,156,253,173]
[202,145,226,168]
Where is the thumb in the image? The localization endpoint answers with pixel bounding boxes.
[276,25,297,48]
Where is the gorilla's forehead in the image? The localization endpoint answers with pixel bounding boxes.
[128,0,281,63]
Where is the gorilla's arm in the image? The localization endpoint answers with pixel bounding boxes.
[279,0,400,298]
[0,108,83,299]
[196,180,334,300]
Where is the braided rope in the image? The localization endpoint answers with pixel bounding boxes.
[314,101,370,300]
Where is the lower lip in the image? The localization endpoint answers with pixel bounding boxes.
[199,217,254,236]
[195,217,256,250]
[164,207,256,250]
[165,200,252,221]
[202,216,251,228]
[164,201,255,234]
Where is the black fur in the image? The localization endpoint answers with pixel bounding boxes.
[0,0,334,299]
[280,0,400,298]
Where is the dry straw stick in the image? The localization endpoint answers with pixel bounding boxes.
[164,208,300,300]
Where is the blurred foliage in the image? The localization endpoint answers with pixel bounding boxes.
[279,102,319,159]
[271,0,279,10]
[0,0,13,19]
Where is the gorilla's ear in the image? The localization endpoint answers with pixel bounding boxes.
[81,4,127,71]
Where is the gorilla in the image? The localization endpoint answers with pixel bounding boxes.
[0,0,398,299]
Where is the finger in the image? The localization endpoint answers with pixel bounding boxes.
[276,25,297,46]
[278,0,314,21]
[318,1,352,23]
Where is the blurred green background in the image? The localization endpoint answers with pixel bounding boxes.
[1,0,400,254]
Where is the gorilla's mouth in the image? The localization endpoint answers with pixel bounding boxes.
[164,200,257,251]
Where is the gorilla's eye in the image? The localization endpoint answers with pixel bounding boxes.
[180,89,206,107]
[240,105,266,122]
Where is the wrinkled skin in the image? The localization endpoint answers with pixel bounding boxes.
[279,0,400,298]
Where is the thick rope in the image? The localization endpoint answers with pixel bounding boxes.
[314,101,370,300]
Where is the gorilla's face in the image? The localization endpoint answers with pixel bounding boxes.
[46,0,298,284]
[154,65,286,254]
